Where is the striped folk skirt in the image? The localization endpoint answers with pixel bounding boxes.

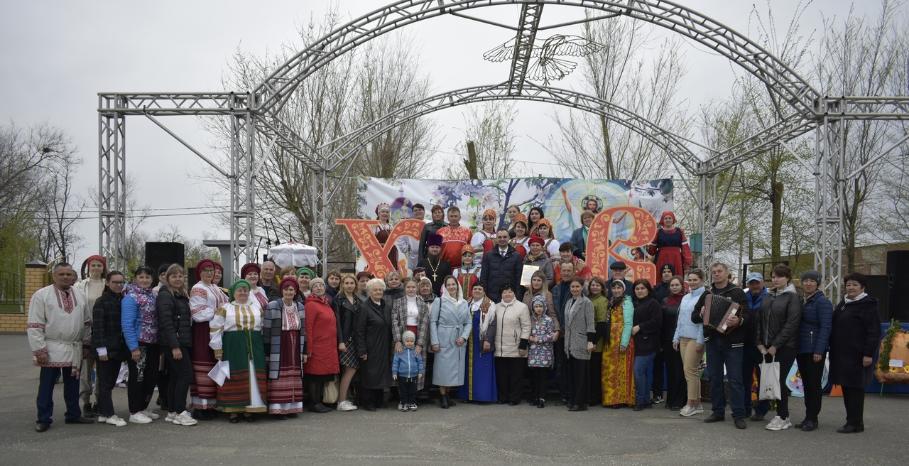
[190,322,218,410]
[267,330,304,414]
[218,330,268,413]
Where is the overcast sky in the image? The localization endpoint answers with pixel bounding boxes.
[0,0,887,267]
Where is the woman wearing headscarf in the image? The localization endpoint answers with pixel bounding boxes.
[452,245,481,299]
[392,278,431,392]
[355,278,393,411]
[418,277,436,304]
[295,267,316,299]
[524,236,554,287]
[303,278,342,413]
[430,275,472,408]
[121,266,161,423]
[601,280,635,408]
[334,274,361,412]
[188,259,228,417]
[646,211,692,276]
[241,263,270,310]
[829,273,880,433]
[533,219,561,259]
[470,208,499,265]
[210,280,267,422]
[458,283,497,403]
[262,277,306,418]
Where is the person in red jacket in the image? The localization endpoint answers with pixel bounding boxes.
[437,206,472,268]
[303,278,342,413]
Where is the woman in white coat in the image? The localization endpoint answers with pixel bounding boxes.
[486,283,531,406]
[430,275,471,409]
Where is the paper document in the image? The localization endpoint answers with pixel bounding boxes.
[208,360,231,386]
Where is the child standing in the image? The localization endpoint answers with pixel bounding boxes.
[392,331,425,411]
[527,295,556,408]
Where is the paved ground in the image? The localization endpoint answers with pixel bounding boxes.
[0,334,905,465]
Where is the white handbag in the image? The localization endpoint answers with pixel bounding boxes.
[759,356,781,401]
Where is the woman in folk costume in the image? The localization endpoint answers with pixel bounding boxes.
[430,275,472,409]
[601,280,636,408]
[374,202,399,270]
[188,259,228,416]
[303,278,342,413]
[262,277,306,418]
[457,282,497,403]
[452,245,481,300]
[241,263,270,310]
[533,219,561,259]
[391,278,431,391]
[470,208,499,265]
[646,211,692,276]
[75,254,107,416]
[210,280,267,422]
[510,214,530,257]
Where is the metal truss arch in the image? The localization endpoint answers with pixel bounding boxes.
[321,82,700,177]
[254,0,820,119]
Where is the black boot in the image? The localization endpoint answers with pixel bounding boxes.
[440,395,450,409]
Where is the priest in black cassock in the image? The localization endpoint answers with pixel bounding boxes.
[418,233,451,296]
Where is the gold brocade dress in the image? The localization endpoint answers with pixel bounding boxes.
[601,302,635,407]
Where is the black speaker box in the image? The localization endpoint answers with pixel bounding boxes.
[145,242,184,285]
[864,275,891,321]
[887,250,909,321]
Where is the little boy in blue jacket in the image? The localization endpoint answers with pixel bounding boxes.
[392,331,424,411]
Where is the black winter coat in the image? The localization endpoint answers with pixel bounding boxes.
[829,295,880,388]
[480,246,523,302]
[92,288,127,360]
[632,296,663,355]
[756,284,802,350]
[156,287,192,349]
[333,294,360,343]
[354,298,393,389]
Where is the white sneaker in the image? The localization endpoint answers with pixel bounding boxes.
[680,405,703,417]
[129,412,152,424]
[173,411,198,426]
[337,400,358,411]
[141,410,160,420]
[96,415,108,423]
[165,412,176,423]
[105,415,127,427]
[408,404,418,412]
[765,415,792,431]
[398,403,406,412]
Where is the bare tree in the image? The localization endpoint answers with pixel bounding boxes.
[445,102,516,179]
[816,0,908,270]
[540,13,687,180]
[210,10,436,262]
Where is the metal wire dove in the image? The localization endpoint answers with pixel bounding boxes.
[483,34,604,84]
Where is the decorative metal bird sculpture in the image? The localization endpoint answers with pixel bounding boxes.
[483,34,604,84]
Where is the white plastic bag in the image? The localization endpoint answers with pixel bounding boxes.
[759,357,781,401]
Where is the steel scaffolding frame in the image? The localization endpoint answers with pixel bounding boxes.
[97,0,909,298]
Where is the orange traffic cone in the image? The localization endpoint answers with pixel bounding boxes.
[830,384,843,397]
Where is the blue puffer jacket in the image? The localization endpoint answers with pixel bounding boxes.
[798,291,833,355]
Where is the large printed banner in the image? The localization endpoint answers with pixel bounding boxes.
[341,177,674,282]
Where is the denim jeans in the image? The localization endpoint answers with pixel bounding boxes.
[633,353,656,406]
[37,366,82,424]
[706,339,745,419]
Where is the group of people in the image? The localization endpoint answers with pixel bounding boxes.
[26,203,881,436]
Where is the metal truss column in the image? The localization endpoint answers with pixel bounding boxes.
[813,99,845,301]
[98,95,127,270]
[507,2,544,95]
[228,95,256,281]
[697,173,717,270]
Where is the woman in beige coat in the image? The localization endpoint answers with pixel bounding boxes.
[485,284,531,405]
